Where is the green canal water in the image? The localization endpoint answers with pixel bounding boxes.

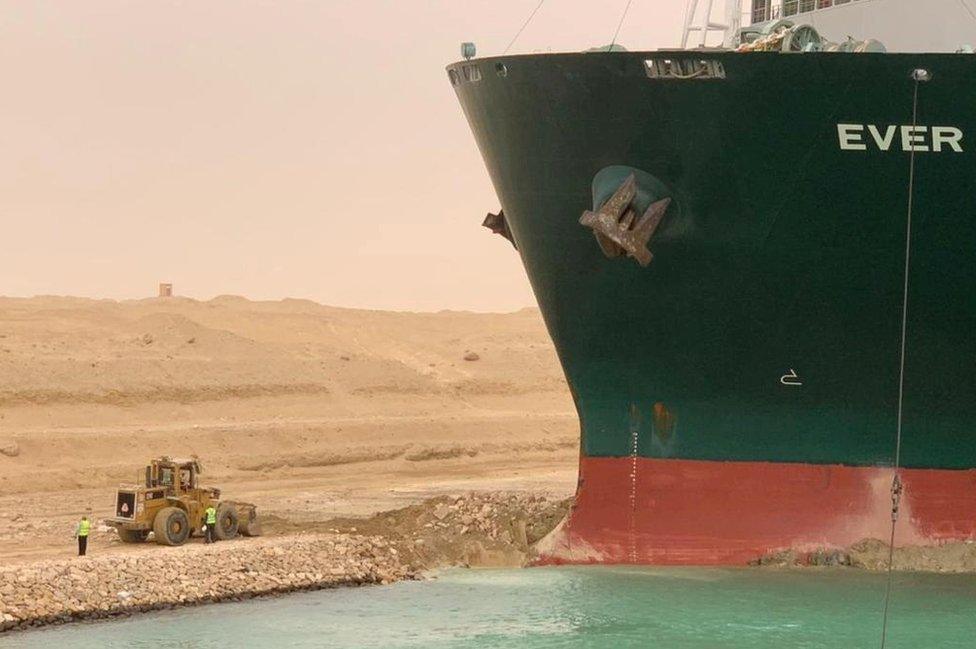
[3,567,975,648]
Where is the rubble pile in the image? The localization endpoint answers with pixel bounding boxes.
[752,538,976,573]
[326,492,571,568]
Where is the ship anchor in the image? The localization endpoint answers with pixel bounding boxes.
[579,173,671,267]
[482,209,517,249]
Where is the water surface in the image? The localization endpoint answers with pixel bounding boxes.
[4,567,975,648]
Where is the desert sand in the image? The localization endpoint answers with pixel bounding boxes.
[0,295,579,565]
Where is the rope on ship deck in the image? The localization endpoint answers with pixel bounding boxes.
[879,68,928,649]
[959,0,976,23]
[502,0,546,55]
[607,0,634,52]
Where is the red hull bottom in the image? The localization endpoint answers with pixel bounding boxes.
[535,457,976,565]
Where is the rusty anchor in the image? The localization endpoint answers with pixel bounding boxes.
[579,173,670,267]
[482,209,517,249]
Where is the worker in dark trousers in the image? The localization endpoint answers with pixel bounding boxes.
[74,515,91,556]
[204,505,217,544]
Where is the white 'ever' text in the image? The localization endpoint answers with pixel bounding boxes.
[837,124,964,152]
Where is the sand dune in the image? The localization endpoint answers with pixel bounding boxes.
[0,296,578,563]
[0,296,565,404]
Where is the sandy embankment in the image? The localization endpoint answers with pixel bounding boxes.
[0,296,579,630]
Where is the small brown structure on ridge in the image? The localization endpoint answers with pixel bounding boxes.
[158,283,173,298]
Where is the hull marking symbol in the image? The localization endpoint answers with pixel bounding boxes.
[780,369,802,387]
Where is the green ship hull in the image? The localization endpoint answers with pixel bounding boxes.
[450,51,976,563]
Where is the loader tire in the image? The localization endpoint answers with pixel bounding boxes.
[214,504,239,540]
[153,507,190,546]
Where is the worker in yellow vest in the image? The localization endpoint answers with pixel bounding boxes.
[74,515,91,556]
[204,505,217,544]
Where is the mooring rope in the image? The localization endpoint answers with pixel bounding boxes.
[503,0,546,55]
[959,0,976,23]
[608,0,635,52]
[879,69,925,649]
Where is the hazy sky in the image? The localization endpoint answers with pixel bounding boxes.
[1,1,687,311]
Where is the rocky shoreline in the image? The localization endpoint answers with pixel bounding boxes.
[753,537,976,573]
[0,492,570,634]
[0,533,413,632]
[6,490,976,635]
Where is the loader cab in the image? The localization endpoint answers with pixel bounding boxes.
[145,457,202,495]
